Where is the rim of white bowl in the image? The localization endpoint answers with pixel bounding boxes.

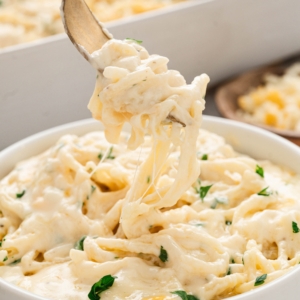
[0,115,300,300]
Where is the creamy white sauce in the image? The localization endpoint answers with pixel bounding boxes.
[1,39,300,300]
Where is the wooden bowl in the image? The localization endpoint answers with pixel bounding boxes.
[215,53,300,146]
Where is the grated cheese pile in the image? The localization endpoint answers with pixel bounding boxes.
[238,63,300,131]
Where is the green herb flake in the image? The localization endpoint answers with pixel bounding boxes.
[107,147,115,160]
[88,275,116,300]
[225,220,232,226]
[292,221,299,233]
[231,258,235,264]
[75,236,87,251]
[211,196,228,209]
[16,190,26,198]
[254,274,267,286]
[3,256,8,262]
[194,222,204,227]
[171,290,199,300]
[199,185,213,201]
[210,201,217,209]
[242,257,244,265]
[125,38,143,44]
[255,165,264,178]
[159,246,168,262]
[98,147,115,160]
[0,238,5,247]
[201,154,208,160]
[91,185,96,194]
[257,187,271,196]
[226,267,231,275]
[146,176,151,184]
[10,258,21,265]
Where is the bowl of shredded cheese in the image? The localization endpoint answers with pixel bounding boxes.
[215,54,300,146]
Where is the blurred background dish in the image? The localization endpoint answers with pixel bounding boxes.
[0,0,185,49]
[1,0,300,151]
[215,53,300,146]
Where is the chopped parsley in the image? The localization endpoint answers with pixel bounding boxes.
[254,274,267,286]
[159,246,168,262]
[75,236,87,251]
[0,238,5,247]
[147,176,151,184]
[198,185,213,201]
[98,146,115,160]
[292,221,299,233]
[226,267,231,275]
[193,222,204,227]
[211,196,227,209]
[16,190,26,198]
[91,185,96,194]
[231,258,235,264]
[106,147,115,159]
[201,154,208,160]
[3,256,8,262]
[88,275,116,300]
[10,258,21,265]
[257,187,271,196]
[210,200,218,209]
[255,165,264,178]
[225,220,232,226]
[171,290,199,300]
[125,38,143,44]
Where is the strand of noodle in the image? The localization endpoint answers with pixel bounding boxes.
[127,144,144,202]
[139,139,173,202]
[89,145,111,178]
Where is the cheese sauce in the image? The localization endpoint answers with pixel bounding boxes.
[1,39,300,300]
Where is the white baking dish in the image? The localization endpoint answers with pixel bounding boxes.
[1,116,300,300]
[1,0,300,151]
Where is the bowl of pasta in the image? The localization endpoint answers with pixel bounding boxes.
[215,54,300,146]
[1,116,300,300]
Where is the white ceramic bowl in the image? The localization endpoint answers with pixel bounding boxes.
[1,116,300,300]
